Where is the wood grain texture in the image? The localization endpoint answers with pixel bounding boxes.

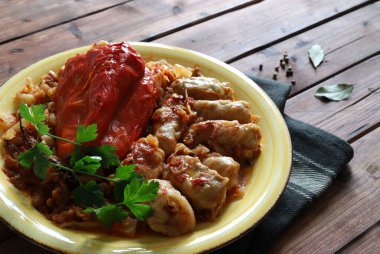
[231,1,380,95]
[271,127,380,253]
[0,0,257,85]
[155,0,370,61]
[285,54,380,141]
[339,223,380,254]
[0,0,128,43]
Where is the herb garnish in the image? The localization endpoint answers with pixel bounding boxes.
[17,102,158,226]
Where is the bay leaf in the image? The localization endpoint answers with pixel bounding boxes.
[315,84,354,101]
[309,44,324,68]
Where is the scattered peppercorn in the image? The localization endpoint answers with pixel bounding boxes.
[291,80,296,85]
[275,66,279,72]
[272,73,278,80]
[259,64,263,71]
[280,60,286,69]
[284,56,290,64]
[286,67,293,77]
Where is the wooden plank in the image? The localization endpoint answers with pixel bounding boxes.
[271,127,380,253]
[284,54,380,141]
[0,0,257,85]
[0,0,128,43]
[231,2,380,95]
[155,0,370,61]
[339,223,380,254]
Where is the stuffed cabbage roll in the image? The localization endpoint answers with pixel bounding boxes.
[171,77,233,100]
[173,144,240,191]
[121,135,165,179]
[147,179,195,236]
[184,120,261,161]
[163,154,228,220]
[191,100,252,124]
[202,155,240,191]
[152,94,193,156]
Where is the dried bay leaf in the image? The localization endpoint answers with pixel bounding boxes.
[315,84,354,101]
[309,44,324,68]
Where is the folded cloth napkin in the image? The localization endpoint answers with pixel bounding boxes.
[214,76,354,254]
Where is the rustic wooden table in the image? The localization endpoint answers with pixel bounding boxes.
[0,0,379,253]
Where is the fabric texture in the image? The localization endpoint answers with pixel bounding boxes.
[214,76,354,253]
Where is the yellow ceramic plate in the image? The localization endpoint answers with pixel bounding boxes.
[0,42,291,253]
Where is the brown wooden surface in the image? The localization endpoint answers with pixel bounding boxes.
[0,0,129,42]
[0,0,379,253]
[0,0,259,85]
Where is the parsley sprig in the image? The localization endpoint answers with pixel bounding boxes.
[16,102,158,226]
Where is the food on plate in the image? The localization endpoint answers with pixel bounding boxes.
[152,93,193,156]
[202,154,240,191]
[190,100,252,123]
[121,135,165,179]
[184,120,261,160]
[163,147,229,221]
[53,42,155,158]
[0,41,262,237]
[172,77,234,100]
[146,179,195,237]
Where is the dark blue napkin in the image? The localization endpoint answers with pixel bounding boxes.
[214,76,354,253]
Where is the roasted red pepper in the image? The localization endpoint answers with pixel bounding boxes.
[101,67,156,157]
[53,42,156,158]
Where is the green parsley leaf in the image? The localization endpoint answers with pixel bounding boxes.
[76,124,98,143]
[124,178,159,203]
[18,142,53,180]
[73,155,102,174]
[84,205,129,227]
[114,164,138,181]
[88,145,120,168]
[73,180,105,207]
[18,149,34,169]
[19,103,49,135]
[70,145,85,166]
[113,181,127,203]
[113,166,142,202]
[123,178,159,221]
[37,142,53,156]
[126,203,152,221]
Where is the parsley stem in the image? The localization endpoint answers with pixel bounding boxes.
[46,133,79,145]
[75,170,114,182]
[49,162,82,184]
[18,114,33,149]
[49,162,114,182]
[49,162,74,172]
